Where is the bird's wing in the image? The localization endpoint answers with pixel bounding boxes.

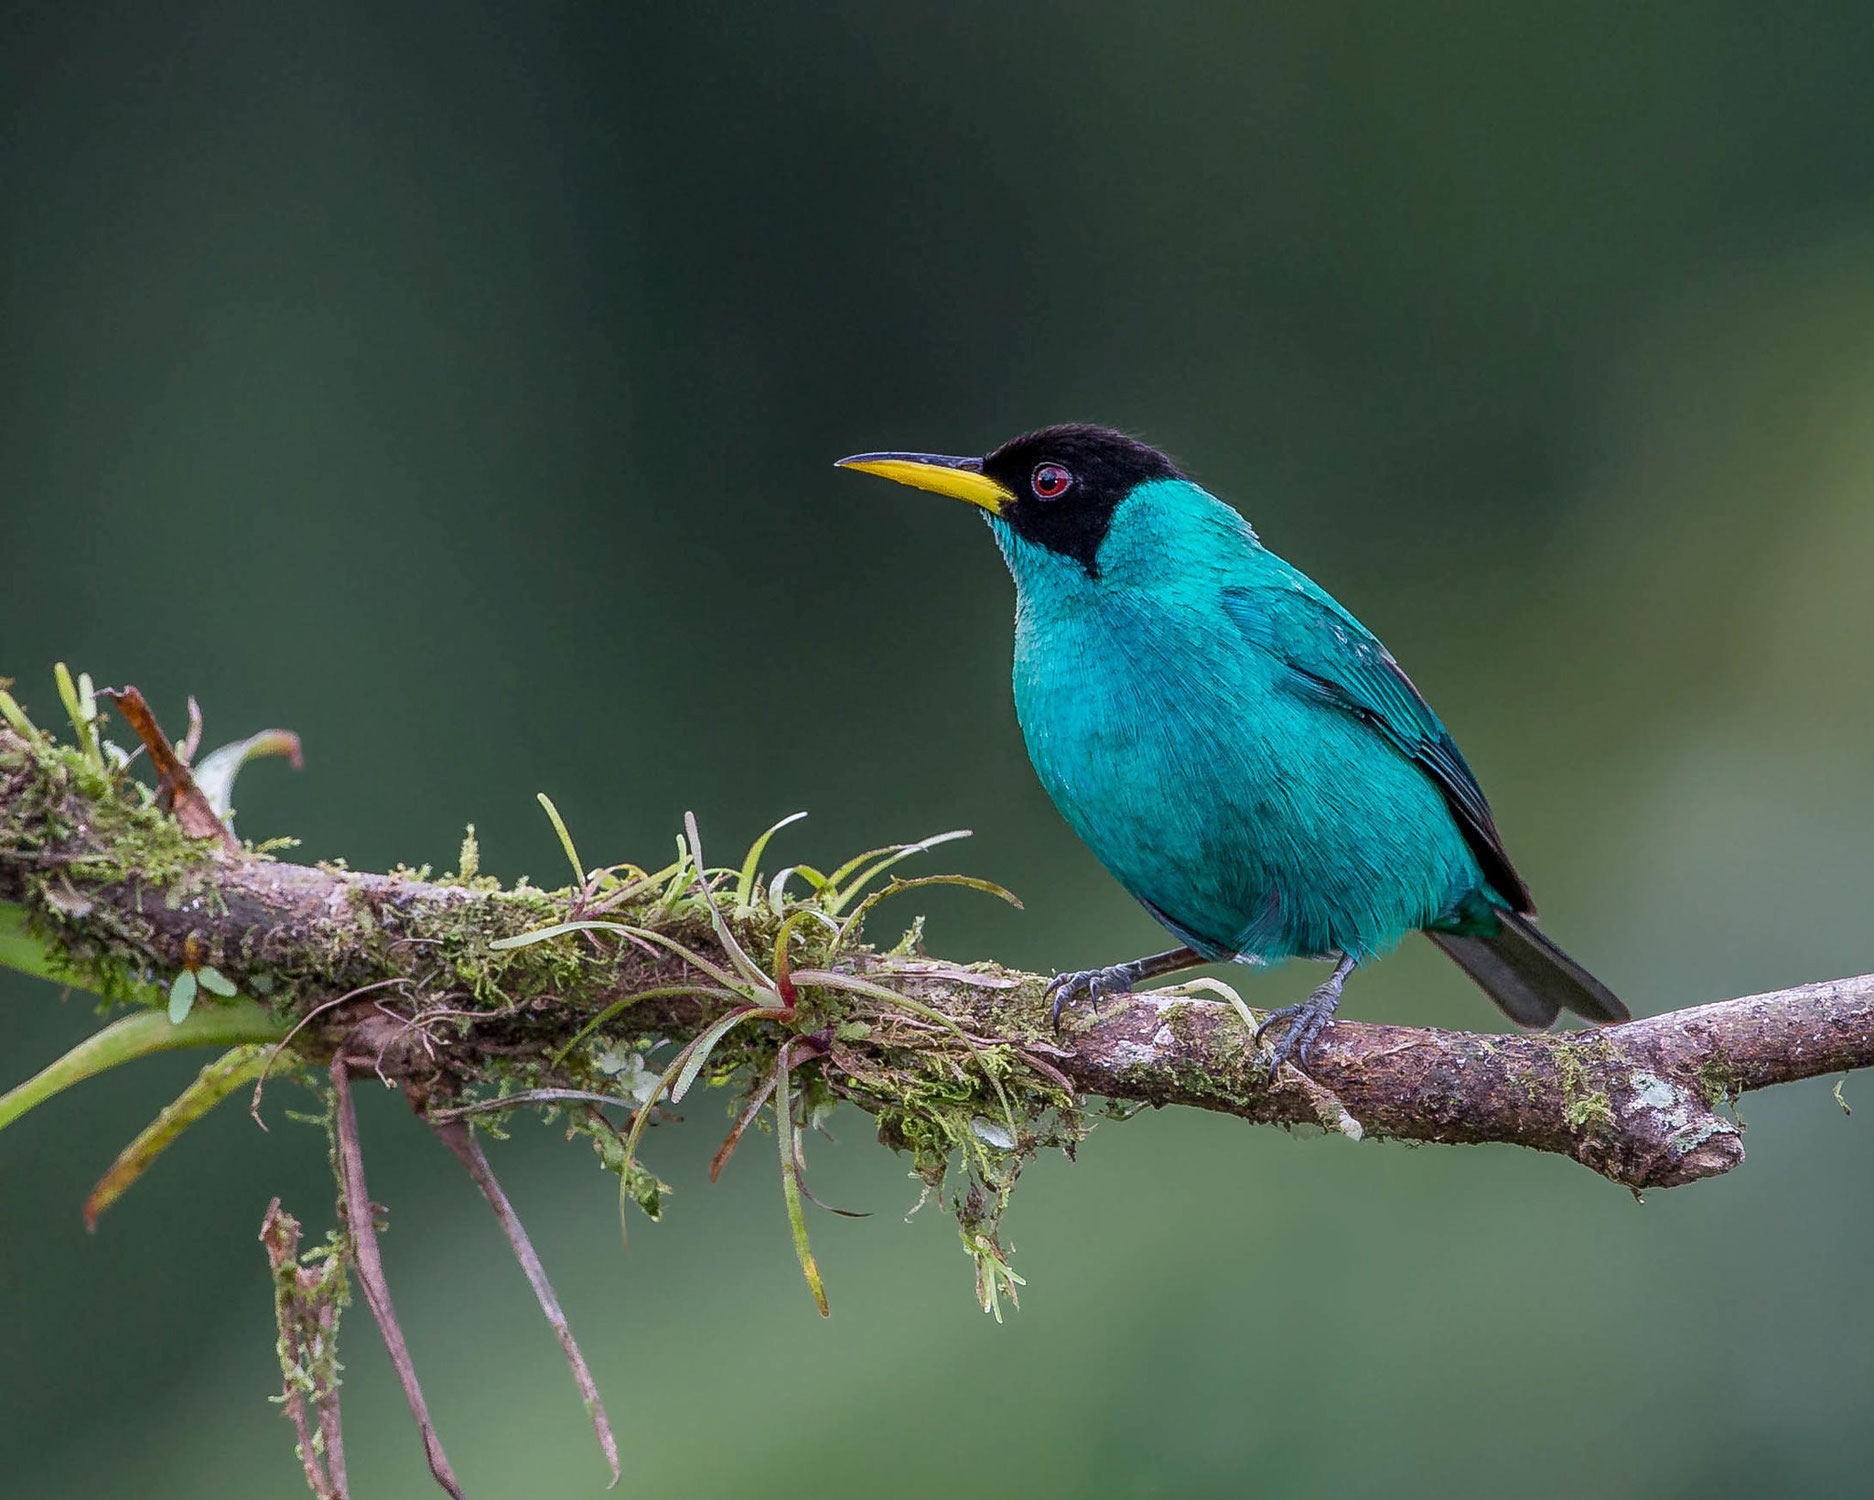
[1219,581,1535,914]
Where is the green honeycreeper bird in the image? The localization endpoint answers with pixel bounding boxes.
[837,425,1628,1071]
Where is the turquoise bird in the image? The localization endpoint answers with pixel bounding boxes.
[837,425,1627,1071]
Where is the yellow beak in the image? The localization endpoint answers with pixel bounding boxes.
[834,451,1014,515]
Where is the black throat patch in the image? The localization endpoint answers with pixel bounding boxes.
[980,424,1183,576]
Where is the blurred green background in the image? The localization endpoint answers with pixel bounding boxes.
[7,3,1874,1495]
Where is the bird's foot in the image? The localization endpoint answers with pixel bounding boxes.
[1046,962,1145,1029]
[1253,954,1355,1080]
[1253,994,1338,1079]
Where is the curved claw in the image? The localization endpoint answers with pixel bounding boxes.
[1045,965,1135,1030]
[1254,1002,1335,1080]
[1253,954,1355,1080]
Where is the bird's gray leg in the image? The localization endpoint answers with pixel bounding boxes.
[1253,952,1357,1078]
[1046,946,1203,1028]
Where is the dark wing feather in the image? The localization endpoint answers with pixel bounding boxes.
[1220,583,1535,914]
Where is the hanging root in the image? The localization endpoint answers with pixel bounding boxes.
[428,1116,620,1487]
[330,1054,464,1500]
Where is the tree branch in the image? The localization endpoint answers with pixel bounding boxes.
[8,682,1873,1497]
[2,715,1864,1196]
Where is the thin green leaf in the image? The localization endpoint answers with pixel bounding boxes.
[766,863,830,916]
[734,811,808,915]
[669,1005,789,1103]
[177,694,203,764]
[709,1071,781,1182]
[584,863,667,915]
[53,662,99,766]
[489,919,744,990]
[427,1088,646,1122]
[52,661,79,726]
[548,985,747,1068]
[969,1232,1026,1322]
[822,830,973,916]
[192,730,304,822]
[592,851,689,907]
[489,919,610,950]
[536,793,588,888]
[0,902,150,1000]
[833,873,1022,954]
[0,999,291,1133]
[656,836,694,911]
[613,1030,724,1235]
[610,1005,779,1230]
[84,1043,280,1229]
[682,812,774,993]
[167,969,198,1025]
[821,840,913,896]
[775,1046,829,1316]
[775,906,841,954]
[0,687,48,751]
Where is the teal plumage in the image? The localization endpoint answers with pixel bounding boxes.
[839,425,1626,1066]
[995,475,1486,968]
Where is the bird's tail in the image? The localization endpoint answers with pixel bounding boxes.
[1427,910,1628,1028]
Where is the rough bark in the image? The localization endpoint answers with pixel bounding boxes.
[3,719,1867,1191]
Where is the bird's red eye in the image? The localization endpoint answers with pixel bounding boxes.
[1032,463,1073,500]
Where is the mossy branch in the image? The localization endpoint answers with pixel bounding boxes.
[2,680,1872,1492]
[6,708,1873,1197]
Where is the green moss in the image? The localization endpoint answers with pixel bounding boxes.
[1557,1042,1615,1135]
[1696,1055,1743,1109]
[1160,999,1208,1048]
[3,684,1101,1313]
[0,721,224,1008]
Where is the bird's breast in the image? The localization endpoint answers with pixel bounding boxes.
[1012,590,1274,941]
[1010,586,1477,962]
